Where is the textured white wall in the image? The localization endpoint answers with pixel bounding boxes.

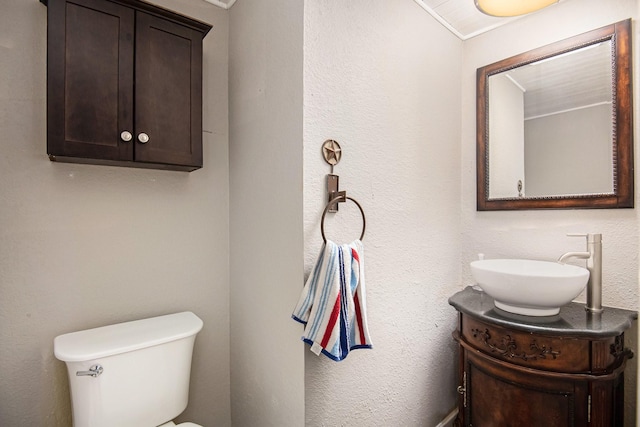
[303,1,463,425]
[228,0,305,425]
[462,0,639,423]
[0,0,230,425]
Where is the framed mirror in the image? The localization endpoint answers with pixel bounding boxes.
[477,19,633,210]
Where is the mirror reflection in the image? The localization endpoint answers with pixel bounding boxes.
[488,40,614,199]
[477,19,633,210]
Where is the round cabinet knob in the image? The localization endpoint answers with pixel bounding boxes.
[120,131,133,142]
[137,133,150,144]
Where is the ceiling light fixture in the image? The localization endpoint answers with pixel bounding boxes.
[475,0,559,17]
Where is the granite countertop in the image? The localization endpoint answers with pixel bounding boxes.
[449,286,638,338]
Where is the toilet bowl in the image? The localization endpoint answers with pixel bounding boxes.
[54,312,204,427]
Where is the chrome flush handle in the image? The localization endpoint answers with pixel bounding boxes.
[76,364,103,377]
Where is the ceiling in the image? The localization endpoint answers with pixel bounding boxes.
[506,40,613,119]
[206,0,567,40]
[408,0,571,39]
[414,0,521,39]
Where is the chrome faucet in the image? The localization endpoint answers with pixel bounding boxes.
[557,233,603,313]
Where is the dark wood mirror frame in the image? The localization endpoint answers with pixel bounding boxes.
[477,19,633,211]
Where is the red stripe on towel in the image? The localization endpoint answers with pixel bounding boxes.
[321,295,341,348]
[352,248,360,262]
[354,292,366,344]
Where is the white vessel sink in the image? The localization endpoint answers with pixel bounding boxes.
[470,259,590,316]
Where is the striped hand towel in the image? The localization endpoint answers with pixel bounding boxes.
[292,239,372,361]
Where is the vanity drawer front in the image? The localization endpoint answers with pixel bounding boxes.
[461,315,591,373]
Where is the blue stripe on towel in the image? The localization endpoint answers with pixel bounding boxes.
[338,246,349,360]
[307,242,338,341]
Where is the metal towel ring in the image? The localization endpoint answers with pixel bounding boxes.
[321,195,366,243]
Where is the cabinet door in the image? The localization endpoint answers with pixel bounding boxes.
[463,350,588,426]
[47,0,134,161]
[134,12,204,169]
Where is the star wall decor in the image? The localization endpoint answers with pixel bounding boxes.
[322,139,342,166]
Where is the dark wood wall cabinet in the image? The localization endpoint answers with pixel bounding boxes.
[450,287,637,427]
[42,0,211,171]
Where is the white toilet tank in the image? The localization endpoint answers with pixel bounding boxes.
[54,312,203,427]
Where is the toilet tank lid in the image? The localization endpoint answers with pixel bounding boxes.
[54,312,203,362]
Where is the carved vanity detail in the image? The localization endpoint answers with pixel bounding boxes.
[470,328,561,361]
[450,287,637,426]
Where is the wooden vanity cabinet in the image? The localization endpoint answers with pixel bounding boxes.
[43,0,211,171]
[450,288,636,427]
